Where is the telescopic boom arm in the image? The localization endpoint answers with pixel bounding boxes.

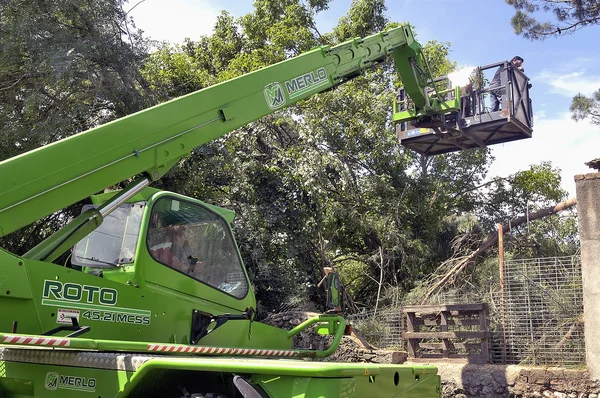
[0,25,433,237]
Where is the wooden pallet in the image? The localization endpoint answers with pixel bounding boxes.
[402,303,490,363]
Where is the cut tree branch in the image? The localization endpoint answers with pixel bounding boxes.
[420,197,577,304]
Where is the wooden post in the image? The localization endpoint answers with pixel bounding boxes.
[479,304,490,363]
[498,223,506,363]
[440,310,449,358]
[400,306,406,352]
[406,311,419,358]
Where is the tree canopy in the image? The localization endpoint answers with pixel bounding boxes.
[141,0,575,311]
[0,0,154,253]
[0,0,577,314]
[506,0,600,39]
[0,0,154,159]
[505,0,600,126]
[571,90,600,125]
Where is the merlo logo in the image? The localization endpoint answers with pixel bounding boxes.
[45,372,58,390]
[264,82,286,109]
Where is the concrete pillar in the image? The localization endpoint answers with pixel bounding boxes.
[575,173,600,379]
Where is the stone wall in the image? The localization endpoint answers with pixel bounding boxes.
[575,172,600,379]
[433,363,600,398]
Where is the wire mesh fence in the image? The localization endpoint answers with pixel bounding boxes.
[347,308,404,349]
[348,256,585,366]
[493,255,584,365]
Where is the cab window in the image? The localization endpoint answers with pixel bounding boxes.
[147,197,248,299]
[73,202,145,268]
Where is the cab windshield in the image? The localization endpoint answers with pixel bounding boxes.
[147,197,249,299]
[72,202,145,268]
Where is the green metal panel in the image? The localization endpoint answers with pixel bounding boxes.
[119,357,440,397]
[353,365,441,397]
[390,25,429,109]
[393,86,461,123]
[0,346,440,397]
[0,26,427,238]
[254,366,441,398]
[0,315,344,357]
[0,249,32,300]
[4,256,258,344]
[0,361,124,397]
[256,375,356,397]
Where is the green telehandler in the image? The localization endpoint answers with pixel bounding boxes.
[0,24,522,397]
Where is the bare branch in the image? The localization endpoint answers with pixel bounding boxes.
[125,0,147,16]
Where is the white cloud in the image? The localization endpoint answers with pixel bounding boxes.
[534,108,547,120]
[536,70,600,97]
[557,56,596,71]
[128,0,220,43]
[487,113,600,198]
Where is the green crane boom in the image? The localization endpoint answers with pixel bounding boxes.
[0,25,429,238]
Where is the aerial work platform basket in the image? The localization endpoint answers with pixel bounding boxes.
[395,61,533,156]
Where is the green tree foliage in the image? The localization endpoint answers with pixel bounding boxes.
[480,162,566,227]
[0,0,153,157]
[571,89,600,125]
[421,40,456,77]
[478,162,576,256]
[333,0,386,40]
[145,5,455,311]
[506,0,600,39]
[141,0,575,312]
[505,0,600,126]
[0,0,153,253]
[143,0,338,311]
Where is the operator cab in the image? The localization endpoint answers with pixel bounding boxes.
[396,60,533,156]
[72,189,250,301]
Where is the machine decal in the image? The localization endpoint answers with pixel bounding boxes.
[45,371,96,393]
[2,334,70,346]
[57,308,80,324]
[264,82,286,109]
[405,128,432,137]
[42,280,151,325]
[43,280,118,305]
[148,343,299,357]
[264,68,329,109]
[81,310,151,325]
[284,67,328,99]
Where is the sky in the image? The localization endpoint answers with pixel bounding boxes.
[128,0,600,198]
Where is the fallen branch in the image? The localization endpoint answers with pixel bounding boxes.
[420,197,577,304]
[555,313,584,349]
[349,329,377,350]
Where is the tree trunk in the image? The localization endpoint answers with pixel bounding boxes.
[374,246,385,316]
